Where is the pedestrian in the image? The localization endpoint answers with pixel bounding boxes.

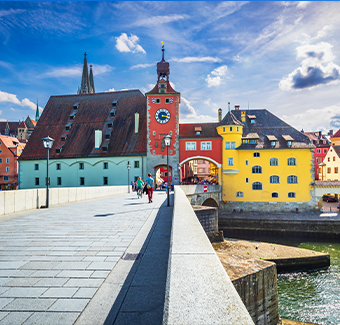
[136,177,144,198]
[145,173,154,203]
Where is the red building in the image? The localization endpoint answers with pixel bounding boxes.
[304,131,330,180]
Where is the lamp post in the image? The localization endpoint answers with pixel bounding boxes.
[163,134,172,206]
[42,136,54,208]
[127,161,131,193]
[319,162,326,181]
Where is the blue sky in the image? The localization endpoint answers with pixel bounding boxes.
[1,1,340,133]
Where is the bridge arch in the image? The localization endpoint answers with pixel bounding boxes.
[179,156,221,168]
[202,198,219,207]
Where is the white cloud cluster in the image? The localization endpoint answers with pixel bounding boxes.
[130,63,155,70]
[134,14,188,27]
[0,90,37,111]
[205,65,229,87]
[279,42,340,91]
[115,33,146,54]
[172,57,221,63]
[179,97,216,122]
[40,64,113,78]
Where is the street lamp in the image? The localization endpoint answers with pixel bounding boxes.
[42,136,54,208]
[319,162,326,181]
[163,134,172,206]
[127,161,131,193]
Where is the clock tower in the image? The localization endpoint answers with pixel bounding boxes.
[146,44,180,185]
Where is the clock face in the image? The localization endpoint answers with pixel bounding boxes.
[155,108,170,124]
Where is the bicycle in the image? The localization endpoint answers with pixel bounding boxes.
[137,188,143,199]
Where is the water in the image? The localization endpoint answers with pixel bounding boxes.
[277,243,340,325]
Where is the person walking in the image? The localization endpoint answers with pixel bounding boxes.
[145,173,154,203]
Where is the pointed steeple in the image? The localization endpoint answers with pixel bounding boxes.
[35,99,40,122]
[157,42,170,81]
[89,64,95,93]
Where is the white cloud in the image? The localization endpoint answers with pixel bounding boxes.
[205,65,229,87]
[40,64,112,78]
[179,97,216,122]
[0,90,36,111]
[171,57,222,63]
[115,33,146,54]
[130,63,155,70]
[297,1,311,9]
[279,42,340,91]
[133,14,188,27]
[107,88,115,92]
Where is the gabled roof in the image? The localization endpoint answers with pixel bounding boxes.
[331,129,340,139]
[219,111,243,126]
[232,109,313,149]
[19,90,147,161]
[0,135,20,148]
[146,80,179,94]
[333,145,340,158]
[179,123,221,139]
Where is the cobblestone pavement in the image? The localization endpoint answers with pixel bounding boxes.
[0,191,168,324]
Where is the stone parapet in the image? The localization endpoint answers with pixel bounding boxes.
[192,205,218,236]
[163,186,254,324]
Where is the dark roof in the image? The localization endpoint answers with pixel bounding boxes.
[179,123,221,139]
[146,80,179,94]
[0,122,19,137]
[19,90,147,160]
[331,129,340,139]
[333,145,340,158]
[219,111,243,126]
[232,109,313,149]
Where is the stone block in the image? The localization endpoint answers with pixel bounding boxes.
[68,187,76,202]
[13,190,26,213]
[49,188,59,206]
[58,188,69,204]
[0,191,4,216]
[4,191,14,215]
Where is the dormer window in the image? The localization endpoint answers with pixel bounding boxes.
[73,102,80,110]
[102,145,108,152]
[110,108,116,117]
[248,115,256,124]
[267,135,277,148]
[107,122,113,128]
[56,145,63,154]
[287,141,292,147]
[105,132,111,140]
[195,127,202,135]
[69,112,76,120]
[282,135,294,147]
[112,100,118,107]
[65,123,72,131]
[61,134,68,142]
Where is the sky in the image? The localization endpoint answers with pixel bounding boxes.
[1,1,340,134]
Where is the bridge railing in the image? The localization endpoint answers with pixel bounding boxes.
[179,184,221,195]
[163,186,253,324]
[0,186,128,216]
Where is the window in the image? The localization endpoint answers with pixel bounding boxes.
[223,127,225,132]
[236,191,244,197]
[57,177,62,186]
[80,177,85,186]
[287,157,296,166]
[287,175,298,184]
[154,98,160,103]
[0,158,2,163]
[186,142,196,150]
[335,167,338,174]
[153,131,156,136]
[134,161,139,168]
[327,167,331,173]
[272,192,279,198]
[228,158,234,166]
[328,157,330,162]
[252,182,262,190]
[34,164,39,170]
[225,142,235,149]
[288,192,296,198]
[104,162,108,169]
[6,158,10,163]
[250,119,255,124]
[271,141,276,147]
[3,176,9,181]
[201,142,212,150]
[324,149,327,153]
[0,150,2,153]
[317,158,321,163]
[103,177,108,185]
[317,149,321,154]
[270,158,278,166]
[252,165,262,173]
[6,167,9,173]
[287,141,292,147]
[333,156,336,161]
[245,177,249,183]
[35,178,39,186]
[245,160,249,165]
[270,175,280,184]
[56,163,61,170]
[79,163,84,170]
[253,152,260,157]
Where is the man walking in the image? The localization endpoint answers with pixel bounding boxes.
[145,173,154,203]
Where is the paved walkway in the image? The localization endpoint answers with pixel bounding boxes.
[0,190,172,325]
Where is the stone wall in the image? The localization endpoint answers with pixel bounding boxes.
[192,206,218,236]
[217,254,279,325]
[0,185,127,216]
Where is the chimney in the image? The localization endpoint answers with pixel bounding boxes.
[228,102,231,112]
[241,111,246,123]
[218,108,222,122]
[319,131,322,138]
[235,105,240,110]
[328,129,333,136]
[135,113,139,134]
[95,130,102,149]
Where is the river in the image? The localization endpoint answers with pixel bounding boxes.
[277,242,340,325]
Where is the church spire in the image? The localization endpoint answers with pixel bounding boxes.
[35,99,40,122]
[78,52,95,94]
[157,42,170,81]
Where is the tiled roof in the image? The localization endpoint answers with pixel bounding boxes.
[0,122,19,136]
[0,135,20,148]
[232,109,313,149]
[146,80,179,94]
[19,121,27,128]
[19,90,147,161]
[179,123,221,139]
[331,129,340,139]
[332,145,340,158]
[219,111,243,126]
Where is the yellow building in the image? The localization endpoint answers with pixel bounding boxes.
[217,109,315,212]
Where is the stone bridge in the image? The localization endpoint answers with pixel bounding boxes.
[179,184,221,207]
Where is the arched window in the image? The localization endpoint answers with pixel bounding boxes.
[270,158,278,166]
[252,182,262,190]
[287,157,296,166]
[270,175,280,184]
[288,192,296,198]
[236,191,244,197]
[271,192,279,198]
[252,165,262,174]
[287,175,298,184]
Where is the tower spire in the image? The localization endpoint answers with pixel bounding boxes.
[77,52,95,94]
[89,64,95,93]
[35,99,40,122]
[157,42,170,81]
